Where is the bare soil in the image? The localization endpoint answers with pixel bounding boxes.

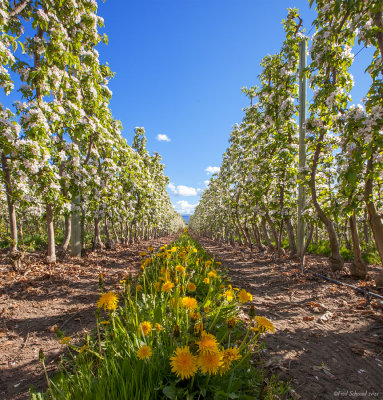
[196,237,383,400]
[0,235,177,400]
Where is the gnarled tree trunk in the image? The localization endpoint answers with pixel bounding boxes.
[310,133,343,271]
[349,212,367,279]
[61,215,71,251]
[261,217,273,249]
[284,215,297,256]
[365,156,383,286]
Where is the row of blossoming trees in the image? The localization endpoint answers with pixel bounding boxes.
[190,1,383,283]
[0,0,184,269]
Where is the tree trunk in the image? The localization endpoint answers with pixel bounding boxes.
[104,216,112,249]
[19,216,23,246]
[111,218,119,243]
[242,222,252,247]
[261,217,273,249]
[93,217,104,249]
[266,214,279,249]
[126,223,131,244]
[284,215,297,256]
[303,223,314,255]
[363,211,370,246]
[252,222,266,251]
[46,203,56,263]
[310,134,343,271]
[349,213,367,279]
[120,222,126,245]
[1,154,18,253]
[365,156,383,285]
[61,215,71,251]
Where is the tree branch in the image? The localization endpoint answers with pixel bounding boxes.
[9,0,30,17]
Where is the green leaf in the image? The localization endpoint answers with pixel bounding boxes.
[163,385,177,400]
[18,41,25,53]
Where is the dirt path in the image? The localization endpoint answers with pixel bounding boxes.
[197,237,383,400]
[0,235,177,400]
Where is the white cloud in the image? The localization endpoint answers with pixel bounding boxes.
[156,134,171,142]
[168,182,202,196]
[205,166,220,174]
[174,200,197,215]
[204,180,210,186]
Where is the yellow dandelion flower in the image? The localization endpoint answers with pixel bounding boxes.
[183,228,188,233]
[147,246,154,252]
[176,265,185,274]
[204,306,210,313]
[179,252,186,259]
[170,346,198,380]
[223,347,242,363]
[139,251,147,257]
[141,258,152,269]
[193,248,197,253]
[225,290,234,301]
[255,316,275,333]
[208,270,217,279]
[100,320,111,325]
[136,285,143,292]
[171,246,178,253]
[154,281,161,291]
[198,351,223,375]
[138,321,152,336]
[137,345,152,360]
[226,317,237,328]
[194,321,204,334]
[60,336,71,344]
[182,296,198,310]
[219,347,241,374]
[238,289,252,303]
[216,261,222,265]
[97,291,119,311]
[187,282,196,292]
[190,311,201,320]
[154,323,162,331]
[204,277,210,284]
[196,331,219,354]
[162,281,175,292]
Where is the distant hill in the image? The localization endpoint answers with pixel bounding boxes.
[182,215,190,224]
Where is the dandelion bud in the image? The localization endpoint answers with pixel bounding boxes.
[249,305,256,319]
[39,349,45,361]
[98,273,104,291]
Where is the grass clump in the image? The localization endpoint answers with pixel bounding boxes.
[33,231,289,399]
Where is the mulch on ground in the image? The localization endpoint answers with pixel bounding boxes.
[196,236,383,400]
[0,235,177,400]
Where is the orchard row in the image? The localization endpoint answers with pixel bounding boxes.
[190,2,383,283]
[0,0,184,269]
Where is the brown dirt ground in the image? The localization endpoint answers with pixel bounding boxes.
[0,235,177,400]
[196,236,383,400]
